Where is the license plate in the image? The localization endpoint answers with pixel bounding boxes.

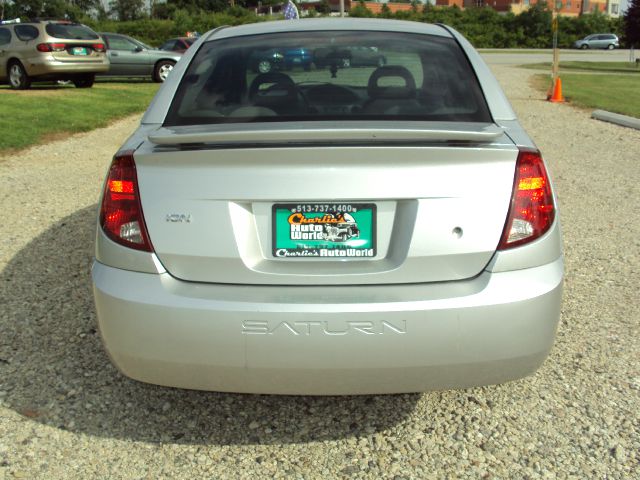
[71,47,88,56]
[272,203,376,258]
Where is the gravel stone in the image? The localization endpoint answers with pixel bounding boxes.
[0,65,639,479]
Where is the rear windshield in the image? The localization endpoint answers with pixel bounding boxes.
[45,23,99,40]
[164,31,491,126]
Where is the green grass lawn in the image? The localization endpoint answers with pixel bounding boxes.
[532,73,640,118]
[0,81,159,152]
[523,61,640,74]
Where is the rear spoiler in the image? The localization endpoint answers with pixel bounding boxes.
[148,122,505,146]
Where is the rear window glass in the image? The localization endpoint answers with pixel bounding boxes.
[164,31,491,126]
[45,23,99,40]
[161,39,177,50]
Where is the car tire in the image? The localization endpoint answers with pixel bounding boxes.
[8,61,31,90]
[607,44,615,50]
[580,44,589,50]
[257,60,272,74]
[153,60,175,83]
[73,74,95,88]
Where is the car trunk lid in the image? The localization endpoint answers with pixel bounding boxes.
[134,123,518,285]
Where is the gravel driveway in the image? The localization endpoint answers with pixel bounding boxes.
[1,67,638,479]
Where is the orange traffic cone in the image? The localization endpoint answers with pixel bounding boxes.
[548,77,564,103]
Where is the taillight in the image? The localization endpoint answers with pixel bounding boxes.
[93,43,105,53]
[36,43,66,52]
[498,148,555,250]
[99,151,153,252]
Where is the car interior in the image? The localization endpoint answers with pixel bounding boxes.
[164,31,492,126]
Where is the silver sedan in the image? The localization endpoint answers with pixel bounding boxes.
[99,32,182,82]
[92,19,563,395]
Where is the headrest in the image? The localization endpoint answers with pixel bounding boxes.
[367,66,416,99]
[249,72,296,103]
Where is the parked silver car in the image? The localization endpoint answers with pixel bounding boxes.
[99,32,182,82]
[573,33,619,50]
[93,19,563,395]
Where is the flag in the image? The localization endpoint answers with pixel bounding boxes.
[283,0,299,19]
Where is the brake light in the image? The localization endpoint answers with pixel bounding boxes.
[93,43,105,53]
[498,148,555,250]
[99,151,153,252]
[36,43,67,52]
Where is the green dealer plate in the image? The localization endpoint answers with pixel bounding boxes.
[272,203,376,258]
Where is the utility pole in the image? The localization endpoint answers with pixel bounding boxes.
[548,0,564,102]
[551,4,559,83]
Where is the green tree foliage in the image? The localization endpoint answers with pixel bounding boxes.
[352,3,621,48]
[379,3,392,18]
[349,1,375,18]
[84,7,264,45]
[625,0,640,48]
[315,0,331,14]
[168,0,228,14]
[2,1,623,49]
[109,0,145,20]
[9,0,76,19]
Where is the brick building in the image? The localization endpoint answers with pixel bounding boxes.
[433,0,615,15]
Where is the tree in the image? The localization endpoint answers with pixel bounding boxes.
[514,3,551,47]
[109,0,145,20]
[349,1,374,17]
[315,0,331,14]
[379,3,392,18]
[10,0,71,19]
[165,0,228,13]
[624,0,640,48]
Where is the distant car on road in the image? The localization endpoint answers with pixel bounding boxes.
[0,20,108,89]
[314,46,387,68]
[573,34,619,50]
[249,47,313,73]
[159,37,196,54]
[99,32,182,82]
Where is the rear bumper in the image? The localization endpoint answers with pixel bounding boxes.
[25,57,109,77]
[92,256,563,395]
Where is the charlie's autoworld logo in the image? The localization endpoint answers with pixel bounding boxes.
[272,203,376,258]
[288,211,360,243]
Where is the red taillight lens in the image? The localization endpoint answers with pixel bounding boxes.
[498,148,555,250]
[93,43,105,53]
[36,43,67,52]
[99,151,153,252]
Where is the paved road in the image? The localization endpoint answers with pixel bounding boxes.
[481,48,636,65]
